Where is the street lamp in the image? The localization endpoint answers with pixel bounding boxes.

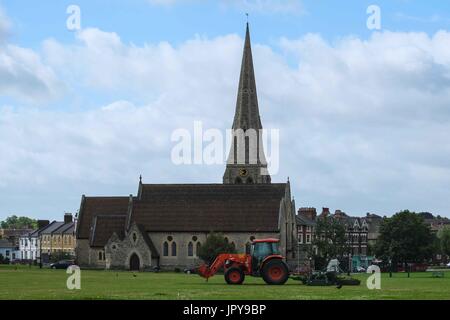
[389,258,392,278]
[348,253,352,276]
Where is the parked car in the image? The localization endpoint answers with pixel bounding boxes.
[50,260,75,269]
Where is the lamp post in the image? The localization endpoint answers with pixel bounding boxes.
[39,233,42,269]
[389,258,392,278]
[348,253,352,276]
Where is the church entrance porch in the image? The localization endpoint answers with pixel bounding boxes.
[129,253,140,271]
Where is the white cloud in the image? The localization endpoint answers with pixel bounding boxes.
[2,28,450,218]
[0,44,65,103]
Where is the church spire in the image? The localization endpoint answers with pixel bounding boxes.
[223,23,271,185]
[232,23,262,131]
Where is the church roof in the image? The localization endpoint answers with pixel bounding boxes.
[127,183,287,233]
[76,196,130,239]
[89,215,127,247]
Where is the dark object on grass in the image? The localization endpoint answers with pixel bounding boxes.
[304,271,361,287]
[151,266,161,273]
[50,260,75,269]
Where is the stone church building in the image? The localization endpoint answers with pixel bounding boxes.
[75,24,297,271]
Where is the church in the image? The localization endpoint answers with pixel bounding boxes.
[75,24,297,271]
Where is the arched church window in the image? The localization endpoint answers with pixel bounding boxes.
[246,177,254,184]
[171,242,177,256]
[235,177,243,184]
[192,236,198,241]
[163,242,169,257]
[188,242,194,257]
[132,232,137,244]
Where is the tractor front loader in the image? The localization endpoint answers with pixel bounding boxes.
[197,239,289,285]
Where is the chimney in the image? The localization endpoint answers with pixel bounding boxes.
[64,213,73,224]
[298,208,317,221]
[321,208,330,217]
[37,220,50,230]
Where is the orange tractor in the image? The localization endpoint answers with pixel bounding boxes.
[197,238,289,285]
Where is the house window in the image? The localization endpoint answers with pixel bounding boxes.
[6,250,10,257]
[171,242,177,256]
[163,242,169,256]
[188,242,194,257]
[306,234,311,244]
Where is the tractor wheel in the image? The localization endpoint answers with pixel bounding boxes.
[262,259,289,285]
[225,267,245,285]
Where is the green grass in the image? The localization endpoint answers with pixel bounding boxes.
[0,265,449,300]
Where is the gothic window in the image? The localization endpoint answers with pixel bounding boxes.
[98,251,105,261]
[235,177,243,184]
[163,242,169,257]
[171,242,177,256]
[246,177,254,184]
[132,232,138,244]
[192,236,198,241]
[188,242,194,257]
[167,236,173,241]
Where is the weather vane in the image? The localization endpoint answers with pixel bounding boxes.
[246,13,249,23]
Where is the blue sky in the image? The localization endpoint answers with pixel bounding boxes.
[1,0,450,221]
[4,0,450,48]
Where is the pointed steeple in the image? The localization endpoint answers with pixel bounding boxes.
[223,23,271,185]
[232,23,262,131]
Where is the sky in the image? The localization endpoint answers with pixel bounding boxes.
[1,0,450,221]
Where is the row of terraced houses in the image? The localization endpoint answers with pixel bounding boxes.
[0,213,76,264]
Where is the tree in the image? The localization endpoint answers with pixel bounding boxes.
[312,216,349,269]
[375,210,435,266]
[438,226,450,258]
[198,233,236,264]
[0,215,37,229]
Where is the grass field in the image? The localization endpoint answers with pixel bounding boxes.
[0,265,449,300]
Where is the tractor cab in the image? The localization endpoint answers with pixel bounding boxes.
[250,239,282,274]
